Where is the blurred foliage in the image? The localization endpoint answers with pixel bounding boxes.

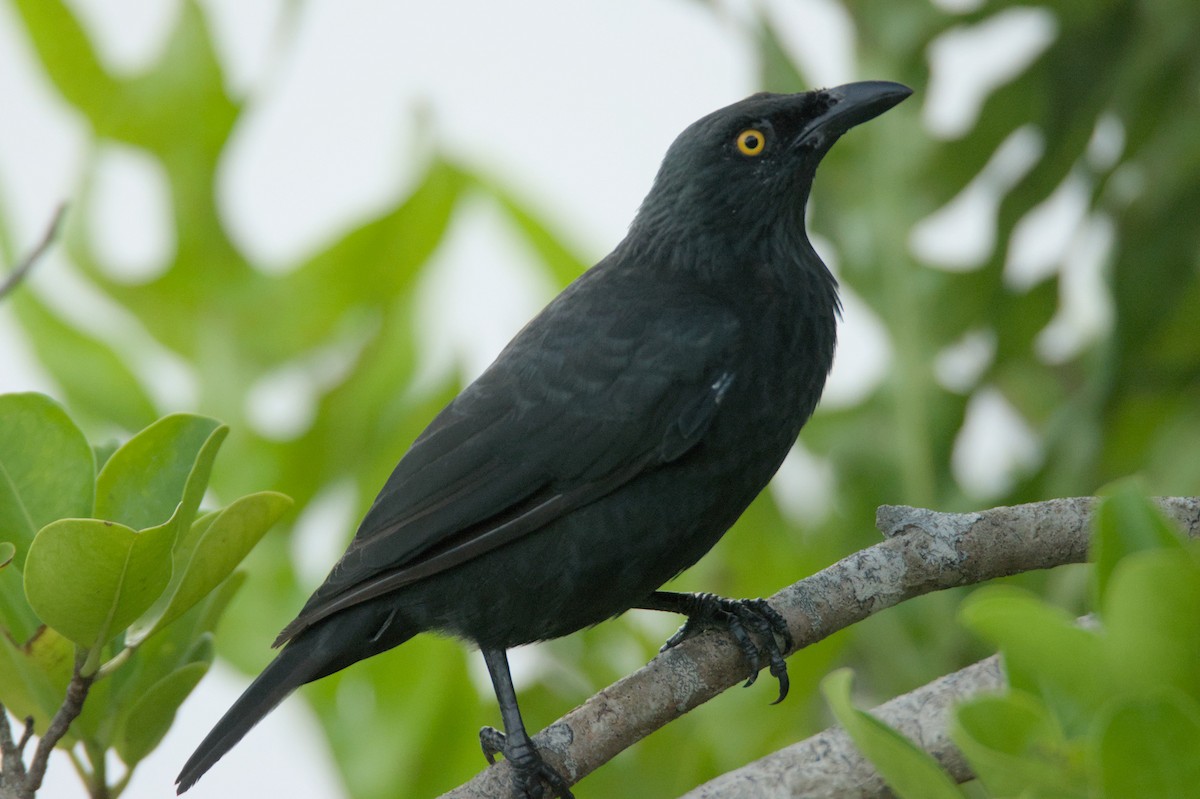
[829,484,1200,799]
[1,0,1197,797]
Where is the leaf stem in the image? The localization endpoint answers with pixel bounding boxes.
[95,648,133,680]
[83,741,108,799]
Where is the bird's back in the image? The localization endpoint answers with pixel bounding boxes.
[385,237,839,648]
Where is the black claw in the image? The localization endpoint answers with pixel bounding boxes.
[661,616,701,652]
[514,758,574,799]
[723,611,763,686]
[768,650,790,704]
[530,763,575,799]
[752,598,794,652]
[479,725,504,765]
[658,594,792,704]
[478,726,574,799]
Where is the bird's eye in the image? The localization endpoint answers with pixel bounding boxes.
[736,129,766,157]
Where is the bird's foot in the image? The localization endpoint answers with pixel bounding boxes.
[660,593,793,703]
[479,726,574,799]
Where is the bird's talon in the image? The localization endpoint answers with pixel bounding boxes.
[753,599,794,652]
[531,762,575,799]
[661,617,702,651]
[479,724,573,798]
[661,628,685,652]
[513,757,574,799]
[479,725,506,765]
[665,594,792,703]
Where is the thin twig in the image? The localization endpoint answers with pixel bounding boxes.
[0,205,66,301]
[23,650,95,795]
[441,497,1200,798]
[66,750,90,785]
[15,720,33,761]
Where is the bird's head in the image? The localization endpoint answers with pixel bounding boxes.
[627,81,912,263]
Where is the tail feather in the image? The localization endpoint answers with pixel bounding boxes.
[177,603,417,793]
[175,641,315,793]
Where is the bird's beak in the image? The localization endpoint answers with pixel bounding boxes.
[793,81,912,151]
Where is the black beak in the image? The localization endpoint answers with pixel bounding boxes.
[794,81,912,151]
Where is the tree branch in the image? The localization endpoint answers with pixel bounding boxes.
[0,205,66,302]
[25,652,94,795]
[681,654,1005,798]
[0,706,29,794]
[440,497,1200,798]
[0,650,96,799]
[682,613,1103,798]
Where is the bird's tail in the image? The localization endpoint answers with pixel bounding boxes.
[175,638,316,794]
[176,605,416,793]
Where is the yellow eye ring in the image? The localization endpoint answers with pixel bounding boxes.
[736,128,766,156]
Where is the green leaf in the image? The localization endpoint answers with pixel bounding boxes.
[102,0,238,153]
[8,0,119,120]
[1092,480,1185,604]
[0,392,93,655]
[821,669,966,799]
[0,539,34,641]
[260,157,465,359]
[93,440,119,471]
[484,179,588,289]
[757,11,812,93]
[960,586,1108,733]
[94,414,225,531]
[1103,549,1200,703]
[24,519,174,653]
[0,392,94,567]
[129,492,290,643]
[115,661,209,765]
[0,626,73,728]
[182,571,247,641]
[9,295,159,433]
[90,576,243,748]
[1096,692,1200,799]
[0,564,40,645]
[952,692,1086,798]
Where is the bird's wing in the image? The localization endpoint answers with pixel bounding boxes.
[275,277,739,646]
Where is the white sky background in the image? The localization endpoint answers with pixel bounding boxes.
[0,1,1074,796]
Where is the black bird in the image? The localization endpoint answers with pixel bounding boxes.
[177,81,911,798]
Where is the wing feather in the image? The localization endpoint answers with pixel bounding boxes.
[276,272,740,645]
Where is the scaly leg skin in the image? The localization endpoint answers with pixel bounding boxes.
[639,591,793,704]
[480,648,574,799]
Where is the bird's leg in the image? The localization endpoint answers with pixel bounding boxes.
[479,648,574,799]
[638,591,793,703]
